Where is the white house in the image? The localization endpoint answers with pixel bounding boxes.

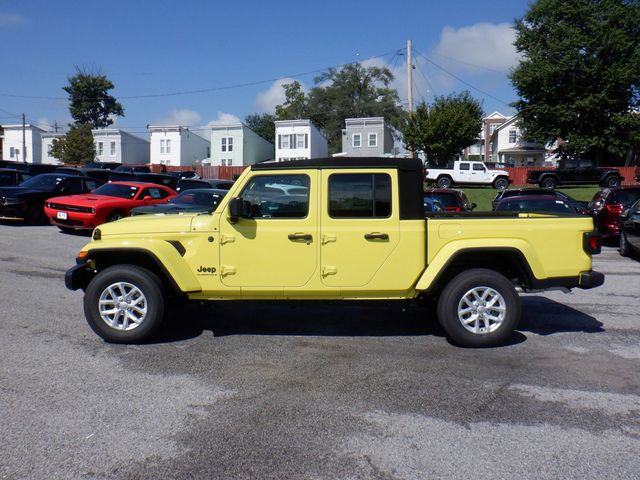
[41,132,65,164]
[93,129,150,165]
[340,117,396,157]
[1,124,46,163]
[274,119,328,162]
[208,123,273,166]
[490,116,545,167]
[148,126,210,167]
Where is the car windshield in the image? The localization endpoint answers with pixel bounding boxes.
[171,190,225,207]
[93,183,140,199]
[18,174,64,189]
[425,193,458,208]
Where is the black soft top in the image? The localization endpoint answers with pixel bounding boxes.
[251,157,424,220]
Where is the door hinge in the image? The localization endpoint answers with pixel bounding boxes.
[220,234,235,245]
[322,234,337,245]
[221,265,236,277]
[321,265,337,277]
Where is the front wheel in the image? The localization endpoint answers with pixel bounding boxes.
[83,265,165,343]
[619,229,630,257]
[106,210,125,223]
[437,269,521,347]
[493,177,509,190]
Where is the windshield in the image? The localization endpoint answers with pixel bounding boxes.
[172,189,226,207]
[18,174,65,189]
[93,183,140,199]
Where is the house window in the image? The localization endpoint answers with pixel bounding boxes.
[278,134,291,149]
[222,137,233,152]
[368,133,378,147]
[10,147,15,158]
[110,141,116,156]
[97,142,104,156]
[296,134,307,149]
[352,133,362,148]
[508,130,517,143]
[329,173,391,218]
[47,144,52,155]
[160,139,165,154]
[166,139,171,154]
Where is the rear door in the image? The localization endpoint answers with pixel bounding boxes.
[320,170,399,287]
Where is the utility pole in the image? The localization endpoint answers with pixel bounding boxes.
[407,39,414,159]
[22,113,26,163]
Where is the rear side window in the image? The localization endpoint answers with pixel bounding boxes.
[328,173,391,218]
[459,163,470,171]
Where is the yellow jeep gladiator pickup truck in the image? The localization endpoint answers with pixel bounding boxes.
[65,158,604,347]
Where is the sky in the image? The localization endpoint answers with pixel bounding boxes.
[0,0,533,139]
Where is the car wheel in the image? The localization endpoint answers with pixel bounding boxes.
[437,176,452,188]
[619,229,630,257]
[493,177,509,190]
[83,265,165,343]
[541,177,557,189]
[24,203,45,225]
[437,268,521,348]
[605,176,621,188]
[106,210,125,222]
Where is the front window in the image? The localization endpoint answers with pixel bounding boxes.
[328,173,391,218]
[92,183,140,199]
[221,137,233,152]
[508,130,517,143]
[459,163,470,171]
[368,133,378,147]
[160,139,166,154]
[97,142,104,156]
[166,139,171,154]
[240,174,310,219]
[110,141,116,156]
[472,163,485,171]
[352,133,362,148]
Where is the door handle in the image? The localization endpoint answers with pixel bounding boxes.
[288,233,313,244]
[364,232,389,240]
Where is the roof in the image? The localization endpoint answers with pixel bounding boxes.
[251,157,422,172]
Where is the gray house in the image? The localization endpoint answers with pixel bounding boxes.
[208,122,273,166]
[340,117,395,157]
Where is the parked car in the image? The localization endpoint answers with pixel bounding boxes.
[495,195,585,214]
[423,196,443,214]
[425,160,511,189]
[44,181,176,231]
[131,188,227,216]
[588,186,640,238]
[527,157,623,189]
[0,162,58,175]
[113,165,151,174]
[55,167,114,183]
[423,188,476,212]
[175,178,234,192]
[0,174,103,224]
[491,188,589,212]
[0,168,33,187]
[619,198,640,257]
[166,170,200,179]
[85,161,121,170]
[135,173,179,190]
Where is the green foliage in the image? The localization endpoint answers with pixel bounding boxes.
[50,123,96,165]
[64,68,124,128]
[510,0,640,165]
[244,112,276,144]
[402,92,484,166]
[275,65,406,154]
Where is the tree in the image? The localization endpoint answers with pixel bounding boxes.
[50,124,96,165]
[64,68,125,128]
[402,92,484,166]
[276,65,406,154]
[244,112,276,144]
[510,0,640,165]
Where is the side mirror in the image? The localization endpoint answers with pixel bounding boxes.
[142,195,153,201]
[228,197,251,222]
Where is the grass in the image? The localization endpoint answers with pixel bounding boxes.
[460,186,601,211]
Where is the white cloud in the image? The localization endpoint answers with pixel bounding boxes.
[431,22,520,73]
[154,108,201,126]
[0,13,27,27]
[205,112,241,127]
[255,78,306,112]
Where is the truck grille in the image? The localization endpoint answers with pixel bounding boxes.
[47,203,93,213]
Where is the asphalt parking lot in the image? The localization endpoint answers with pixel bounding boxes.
[1,223,639,480]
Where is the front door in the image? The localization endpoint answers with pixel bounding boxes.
[320,170,399,287]
[219,172,318,289]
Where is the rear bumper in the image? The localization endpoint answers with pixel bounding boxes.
[578,270,605,289]
[529,270,605,291]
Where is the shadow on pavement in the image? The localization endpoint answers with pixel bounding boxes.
[519,295,604,335]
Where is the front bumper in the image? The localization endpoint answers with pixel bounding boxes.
[65,263,94,291]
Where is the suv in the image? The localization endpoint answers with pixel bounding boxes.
[423,188,476,212]
[588,186,640,238]
[492,188,588,212]
[527,158,623,189]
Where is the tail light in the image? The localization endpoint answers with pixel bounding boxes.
[583,232,601,255]
[444,206,462,212]
[604,204,624,214]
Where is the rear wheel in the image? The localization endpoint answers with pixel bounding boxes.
[604,176,621,188]
[436,176,452,188]
[541,177,557,189]
[437,269,520,347]
[83,265,165,343]
[493,177,509,190]
[619,229,630,257]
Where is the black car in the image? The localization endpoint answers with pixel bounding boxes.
[131,188,227,216]
[494,195,584,214]
[0,174,103,224]
[619,198,640,257]
[491,188,589,212]
[107,171,178,190]
[55,166,115,183]
[113,165,151,174]
[175,178,234,192]
[167,170,199,179]
[0,168,33,187]
[85,161,122,170]
[0,161,58,175]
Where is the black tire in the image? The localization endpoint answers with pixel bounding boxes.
[437,268,521,348]
[604,176,621,188]
[619,229,630,257]
[106,210,125,222]
[83,265,165,343]
[24,203,45,225]
[493,177,509,190]
[540,177,557,189]
[436,176,452,188]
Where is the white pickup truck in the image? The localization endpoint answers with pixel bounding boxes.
[425,161,511,189]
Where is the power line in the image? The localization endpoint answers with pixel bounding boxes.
[429,51,510,75]
[414,56,438,100]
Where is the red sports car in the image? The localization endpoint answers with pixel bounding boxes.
[44,181,176,231]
